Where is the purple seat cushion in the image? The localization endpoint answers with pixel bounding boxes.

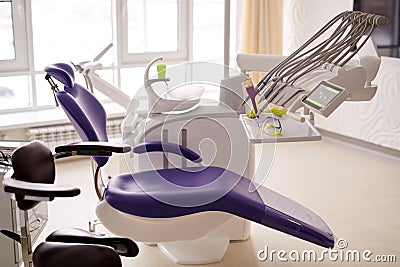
[105,166,265,222]
[105,166,335,248]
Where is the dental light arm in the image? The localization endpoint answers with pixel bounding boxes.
[133,141,203,163]
[73,43,135,110]
[87,69,131,109]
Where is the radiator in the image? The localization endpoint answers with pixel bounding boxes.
[27,118,124,150]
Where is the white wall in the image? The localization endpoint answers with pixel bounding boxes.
[317,57,400,151]
[283,0,400,151]
[282,0,353,55]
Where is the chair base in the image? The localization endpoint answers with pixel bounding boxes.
[158,236,229,265]
[96,201,251,264]
[96,201,250,242]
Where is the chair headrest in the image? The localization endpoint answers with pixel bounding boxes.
[44,63,75,88]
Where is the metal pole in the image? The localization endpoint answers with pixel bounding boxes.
[224,0,231,78]
[20,210,32,267]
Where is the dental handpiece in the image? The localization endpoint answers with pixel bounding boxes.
[244,78,258,116]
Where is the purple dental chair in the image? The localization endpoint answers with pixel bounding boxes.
[1,140,139,267]
[43,63,335,260]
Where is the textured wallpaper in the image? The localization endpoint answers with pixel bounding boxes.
[316,57,400,151]
[282,0,353,55]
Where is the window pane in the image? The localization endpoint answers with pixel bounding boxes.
[0,76,31,109]
[31,0,113,70]
[91,69,115,101]
[0,1,15,60]
[127,0,178,53]
[35,74,60,107]
[193,0,224,62]
[120,67,146,97]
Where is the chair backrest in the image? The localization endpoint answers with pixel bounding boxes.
[11,140,55,210]
[44,64,109,167]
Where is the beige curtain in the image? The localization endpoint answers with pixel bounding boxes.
[240,0,283,83]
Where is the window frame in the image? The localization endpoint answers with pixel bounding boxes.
[117,0,191,64]
[0,0,234,115]
[0,0,29,72]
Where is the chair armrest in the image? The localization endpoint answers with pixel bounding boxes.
[55,141,131,157]
[133,141,202,163]
[46,228,139,257]
[3,170,80,200]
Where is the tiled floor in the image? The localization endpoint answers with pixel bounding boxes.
[37,137,400,266]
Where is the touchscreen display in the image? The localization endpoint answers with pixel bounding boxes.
[303,83,343,110]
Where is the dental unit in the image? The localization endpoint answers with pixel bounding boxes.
[0,9,387,266]
[41,10,386,265]
[43,59,334,264]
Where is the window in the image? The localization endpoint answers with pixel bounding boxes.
[0,0,28,72]
[0,1,14,60]
[120,0,189,63]
[192,0,225,62]
[0,75,30,109]
[31,0,114,70]
[0,0,236,114]
[127,0,178,53]
[31,0,115,106]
